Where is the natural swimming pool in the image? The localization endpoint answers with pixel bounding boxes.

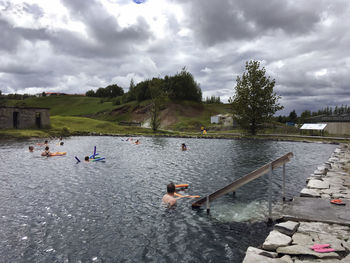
[0,136,336,262]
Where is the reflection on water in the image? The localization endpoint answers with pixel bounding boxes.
[0,137,336,262]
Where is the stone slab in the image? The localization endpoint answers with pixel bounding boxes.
[246,246,278,258]
[276,245,340,259]
[242,252,287,263]
[262,230,292,251]
[274,221,299,236]
[296,259,341,263]
[292,232,313,245]
[307,179,330,189]
[282,197,350,226]
[300,188,321,198]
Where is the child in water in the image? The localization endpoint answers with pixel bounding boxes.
[181,143,187,151]
[28,146,34,152]
[84,156,90,162]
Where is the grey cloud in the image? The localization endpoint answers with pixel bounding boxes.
[22,3,44,19]
[60,0,153,51]
[181,0,323,46]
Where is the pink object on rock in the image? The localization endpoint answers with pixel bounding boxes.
[310,244,331,250]
[313,248,335,253]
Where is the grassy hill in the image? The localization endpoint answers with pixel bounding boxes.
[3,95,231,137]
[7,95,114,116]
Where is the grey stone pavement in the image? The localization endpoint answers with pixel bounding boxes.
[242,144,350,263]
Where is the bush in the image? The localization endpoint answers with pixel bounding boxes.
[113,97,121,105]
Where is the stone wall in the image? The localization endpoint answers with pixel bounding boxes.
[0,107,50,129]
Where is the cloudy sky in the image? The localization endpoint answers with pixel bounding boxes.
[1,0,350,115]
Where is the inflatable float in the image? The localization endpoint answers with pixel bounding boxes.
[42,152,66,157]
[174,193,200,199]
[175,184,189,189]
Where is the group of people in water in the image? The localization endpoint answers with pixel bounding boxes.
[28,138,64,157]
[29,137,190,207]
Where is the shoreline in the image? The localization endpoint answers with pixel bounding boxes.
[1,130,349,145]
[243,144,350,262]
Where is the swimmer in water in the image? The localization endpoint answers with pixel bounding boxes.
[135,139,140,145]
[84,156,90,162]
[41,146,51,156]
[29,146,34,152]
[181,143,187,151]
[162,182,177,207]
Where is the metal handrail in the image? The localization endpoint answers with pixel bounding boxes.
[192,152,294,219]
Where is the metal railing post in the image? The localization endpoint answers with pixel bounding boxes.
[268,163,272,221]
[282,164,286,201]
[206,196,210,214]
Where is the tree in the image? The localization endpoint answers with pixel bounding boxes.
[230,60,283,135]
[288,110,298,123]
[105,84,124,98]
[164,67,202,102]
[86,90,95,97]
[149,79,164,132]
[300,110,311,123]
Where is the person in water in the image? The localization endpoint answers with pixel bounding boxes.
[135,139,140,145]
[60,141,64,146]
[29,146,34,152]
[181,143,187,151]
[84,156,90,162]
[162,182,177,207]
[41,146,51,156]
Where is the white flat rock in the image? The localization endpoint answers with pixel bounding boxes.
[262,230,292,251]
[307,179,330,189]
[300,188,321,197]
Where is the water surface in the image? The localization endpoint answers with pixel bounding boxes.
[0,136,336,262]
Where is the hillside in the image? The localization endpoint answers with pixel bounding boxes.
[6,95,231,131]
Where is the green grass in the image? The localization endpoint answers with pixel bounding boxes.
[51,116,161,135]
[7,96,114,116]
[0,129,50,139]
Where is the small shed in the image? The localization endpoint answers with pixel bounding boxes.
[0,106,50,129]
[300,123,327,136]
[211,115,220,124]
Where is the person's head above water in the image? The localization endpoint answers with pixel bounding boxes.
[45,146,49,151]
[60,142,64,146]
[29,146,34,152]
[44,140,48,144]
[84,156,89,161]
[167,182,176,194]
